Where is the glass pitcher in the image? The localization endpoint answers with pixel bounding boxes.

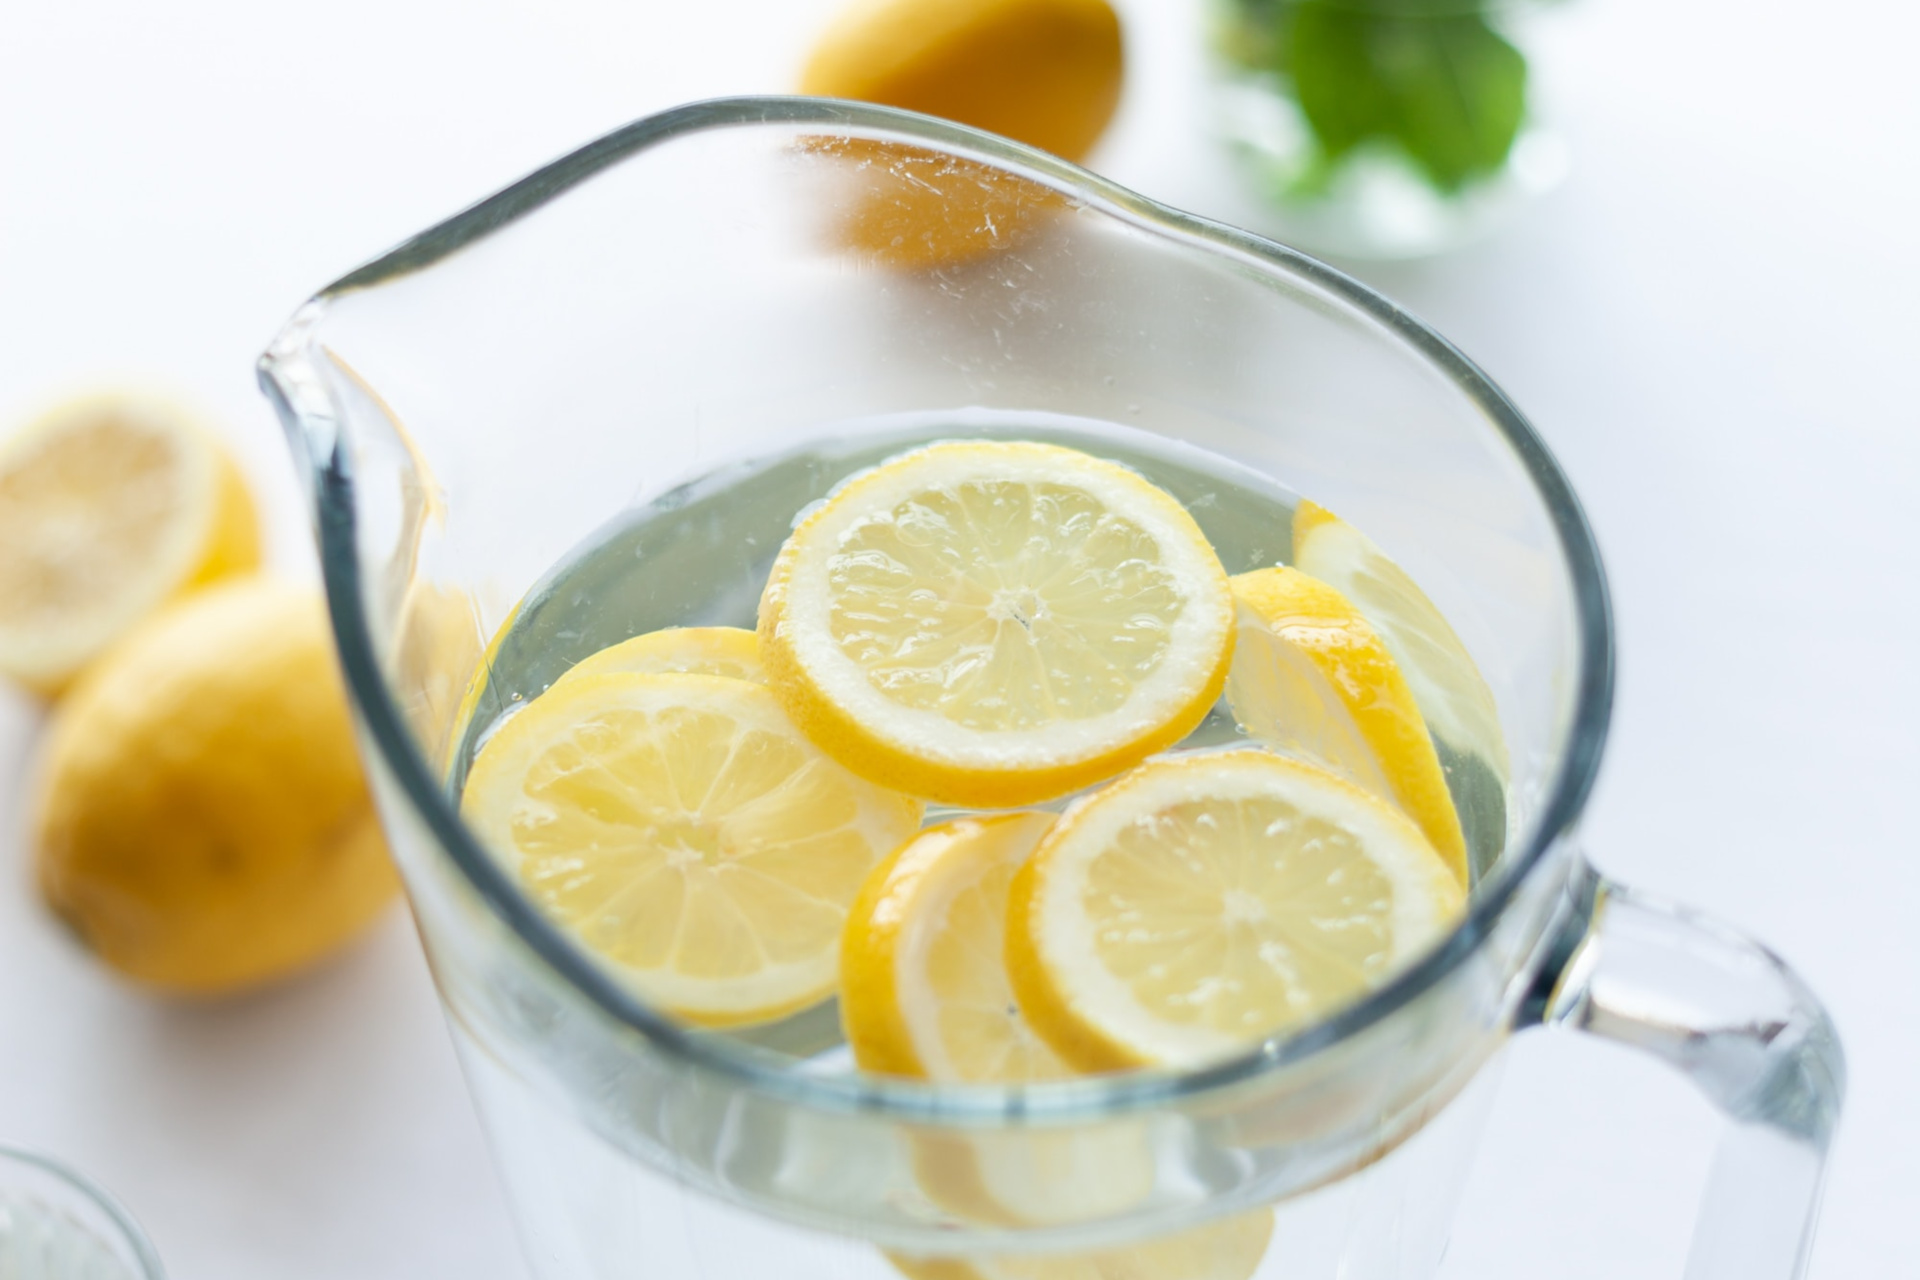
[258,98,1842,1280]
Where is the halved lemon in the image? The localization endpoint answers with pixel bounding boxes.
[842,810,1068,1081]
[1291,500,1509,779]
[0,392,259,694]
[1227,565,1468,882]
[461,672,923,1026]
[558,625,764,686]
[758,441,1235,807]
[887,1208,1274,1280]
[1008,750,1463,1071]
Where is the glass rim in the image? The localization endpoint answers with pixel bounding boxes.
[0,1146,167,1279]
[262,95,1614,1124]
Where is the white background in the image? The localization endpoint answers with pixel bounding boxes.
[1,0,1914,1276]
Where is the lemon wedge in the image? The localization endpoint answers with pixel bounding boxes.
[1291,500,1509,779]
[461,672,923,1026]
[1009,750,1463,1071]
[843,810,1067,1081]
[759,441,1234,807]
[0,392,259,694]
[1227,565,1468,882]
[559,626,764,686]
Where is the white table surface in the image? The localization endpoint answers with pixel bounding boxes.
[2,1,1914,1276]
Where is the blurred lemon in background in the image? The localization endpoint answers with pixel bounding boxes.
[801,0,1125,162]
[801,135,1068,270]
[0,392,259,696]
[33,577,397,995]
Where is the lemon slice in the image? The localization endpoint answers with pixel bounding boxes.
[1009,750,1463,1071]
[842,810,1068,1081]
[559,626,764,686]
[0,392,259,694]
[887,1209,1274,1280]
[759,441,1235,807]
[843,813,1153,1232]
[461,672,923,1026]
[1291,500,1509,778]
[1227,565,1468,882]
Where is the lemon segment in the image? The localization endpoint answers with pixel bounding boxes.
[842,810,1067,1081]
[759,441,1235,808]
[886,1208,1274,1280]
[0,392,259,694]
[1008,750,1464,1071]
[461,672,923,1027]
[1291,500,1509,778]
[800,0,1125,163]
[559,626,765,686]
[1227,565,1468,883]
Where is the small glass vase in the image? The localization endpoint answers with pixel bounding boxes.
[1209,0,1570,260]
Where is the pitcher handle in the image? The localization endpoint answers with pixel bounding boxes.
[1525,861,1845,1279]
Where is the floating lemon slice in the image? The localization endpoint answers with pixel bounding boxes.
[1291,500,1509,779]
[759,441,1235,807]
[461,672,923,1026]
[887,1209,1274,1280]
[559,625,764,686]
[1009,750,1463,1071]
[1227,565,1468,883]
[845,813,1152,1232]
[842,810,1068,1081]
[844,817,1271,1261]
[0,392,258,694]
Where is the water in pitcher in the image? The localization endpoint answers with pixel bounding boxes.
[444,411,1510,1279]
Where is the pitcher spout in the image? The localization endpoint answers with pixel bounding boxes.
[257,298,339,502]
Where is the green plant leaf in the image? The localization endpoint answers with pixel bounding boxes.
[1287,5,1397,162]
[1279,1,1529,193]
[1381,12,1527,190]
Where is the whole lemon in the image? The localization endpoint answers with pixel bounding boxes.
[801,0,1125,163]
[33,577,397,995]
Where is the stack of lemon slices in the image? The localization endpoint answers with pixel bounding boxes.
[459,439,1500,1275]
